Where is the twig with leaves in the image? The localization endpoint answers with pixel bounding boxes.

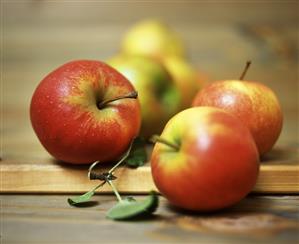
[67,138,159,220]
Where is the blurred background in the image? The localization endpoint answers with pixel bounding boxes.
[2,1,298,159]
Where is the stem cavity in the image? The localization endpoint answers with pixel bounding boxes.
[97,91,138,109]
[239,61,251,80]
[150,135,180,151]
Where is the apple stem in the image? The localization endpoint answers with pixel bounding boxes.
[239,61,251,80]
[97,91,138,109]
[150,135,180,151]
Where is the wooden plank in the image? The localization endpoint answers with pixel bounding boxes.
[254,164,299,193]
[1,160,299,194]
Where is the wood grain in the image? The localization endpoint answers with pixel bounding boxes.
[1,194,299,243]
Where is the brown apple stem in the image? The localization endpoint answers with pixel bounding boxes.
[150,135,180,151]
[239,61,251,80]
[97,91,138,109]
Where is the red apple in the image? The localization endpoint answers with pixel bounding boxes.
[151,107,259,211]
[192,62,283,156]
[30,60,141,164]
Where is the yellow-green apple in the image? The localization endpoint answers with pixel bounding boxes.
[30,60,141,164]
[151,107,259,211]
[121,19,185,61]
[163,56,205,109]
[107,55,181,138]
[192,62,283,156]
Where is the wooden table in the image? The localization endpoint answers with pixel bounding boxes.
[2,195,299,243]
[1,1,299,243]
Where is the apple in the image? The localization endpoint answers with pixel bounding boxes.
[107,55,181,138]
[121,19,185,61]
[192,62,283,156]
[120,19,207,110]
[151,107,259,211]
[30,60,141,164]
[163,56,205,109]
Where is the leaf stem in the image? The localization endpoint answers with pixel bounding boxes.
[239,61,251,80]
[97,91,138,109]
[67,181,106,205]
[93,181,106,192]
[150,135,180,151]
[109,140,134,174]
[108,180,123,202]
[88,181,107,194]
[88,161,100,179]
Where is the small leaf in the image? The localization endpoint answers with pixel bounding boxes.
[67,182,105,206]
[106,191,159,220]
[125,137,147,168]
[68,191,95,206]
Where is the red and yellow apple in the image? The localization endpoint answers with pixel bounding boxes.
[192,64,283,156]
[151,107,259,211]
[121,19,185,61]
[107,55,181,138]
[30,60,141,164]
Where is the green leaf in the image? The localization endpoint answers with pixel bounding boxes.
[68,191,95,206]
[125,137,147,168]
[106,191,159,220]
[67,182,105,206]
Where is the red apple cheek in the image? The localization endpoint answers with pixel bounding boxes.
[154,138,258,211]
[40,108,129,163]
[246,84,283,155]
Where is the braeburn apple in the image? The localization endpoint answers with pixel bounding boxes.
[30,60,141,164]
[151,107,259,211]
[192,62,283,155]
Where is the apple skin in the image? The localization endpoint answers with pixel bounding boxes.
[122,19,185,61]
[107,55,181,138]
[30,60,141,164]
[151,107,259,211]
[163,56,205,109]
[192,80,283,156]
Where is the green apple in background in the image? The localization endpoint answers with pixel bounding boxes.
[163,56,206,109]
[121,19,185,61]
[107,55,181,138]
[121,19,206,109]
